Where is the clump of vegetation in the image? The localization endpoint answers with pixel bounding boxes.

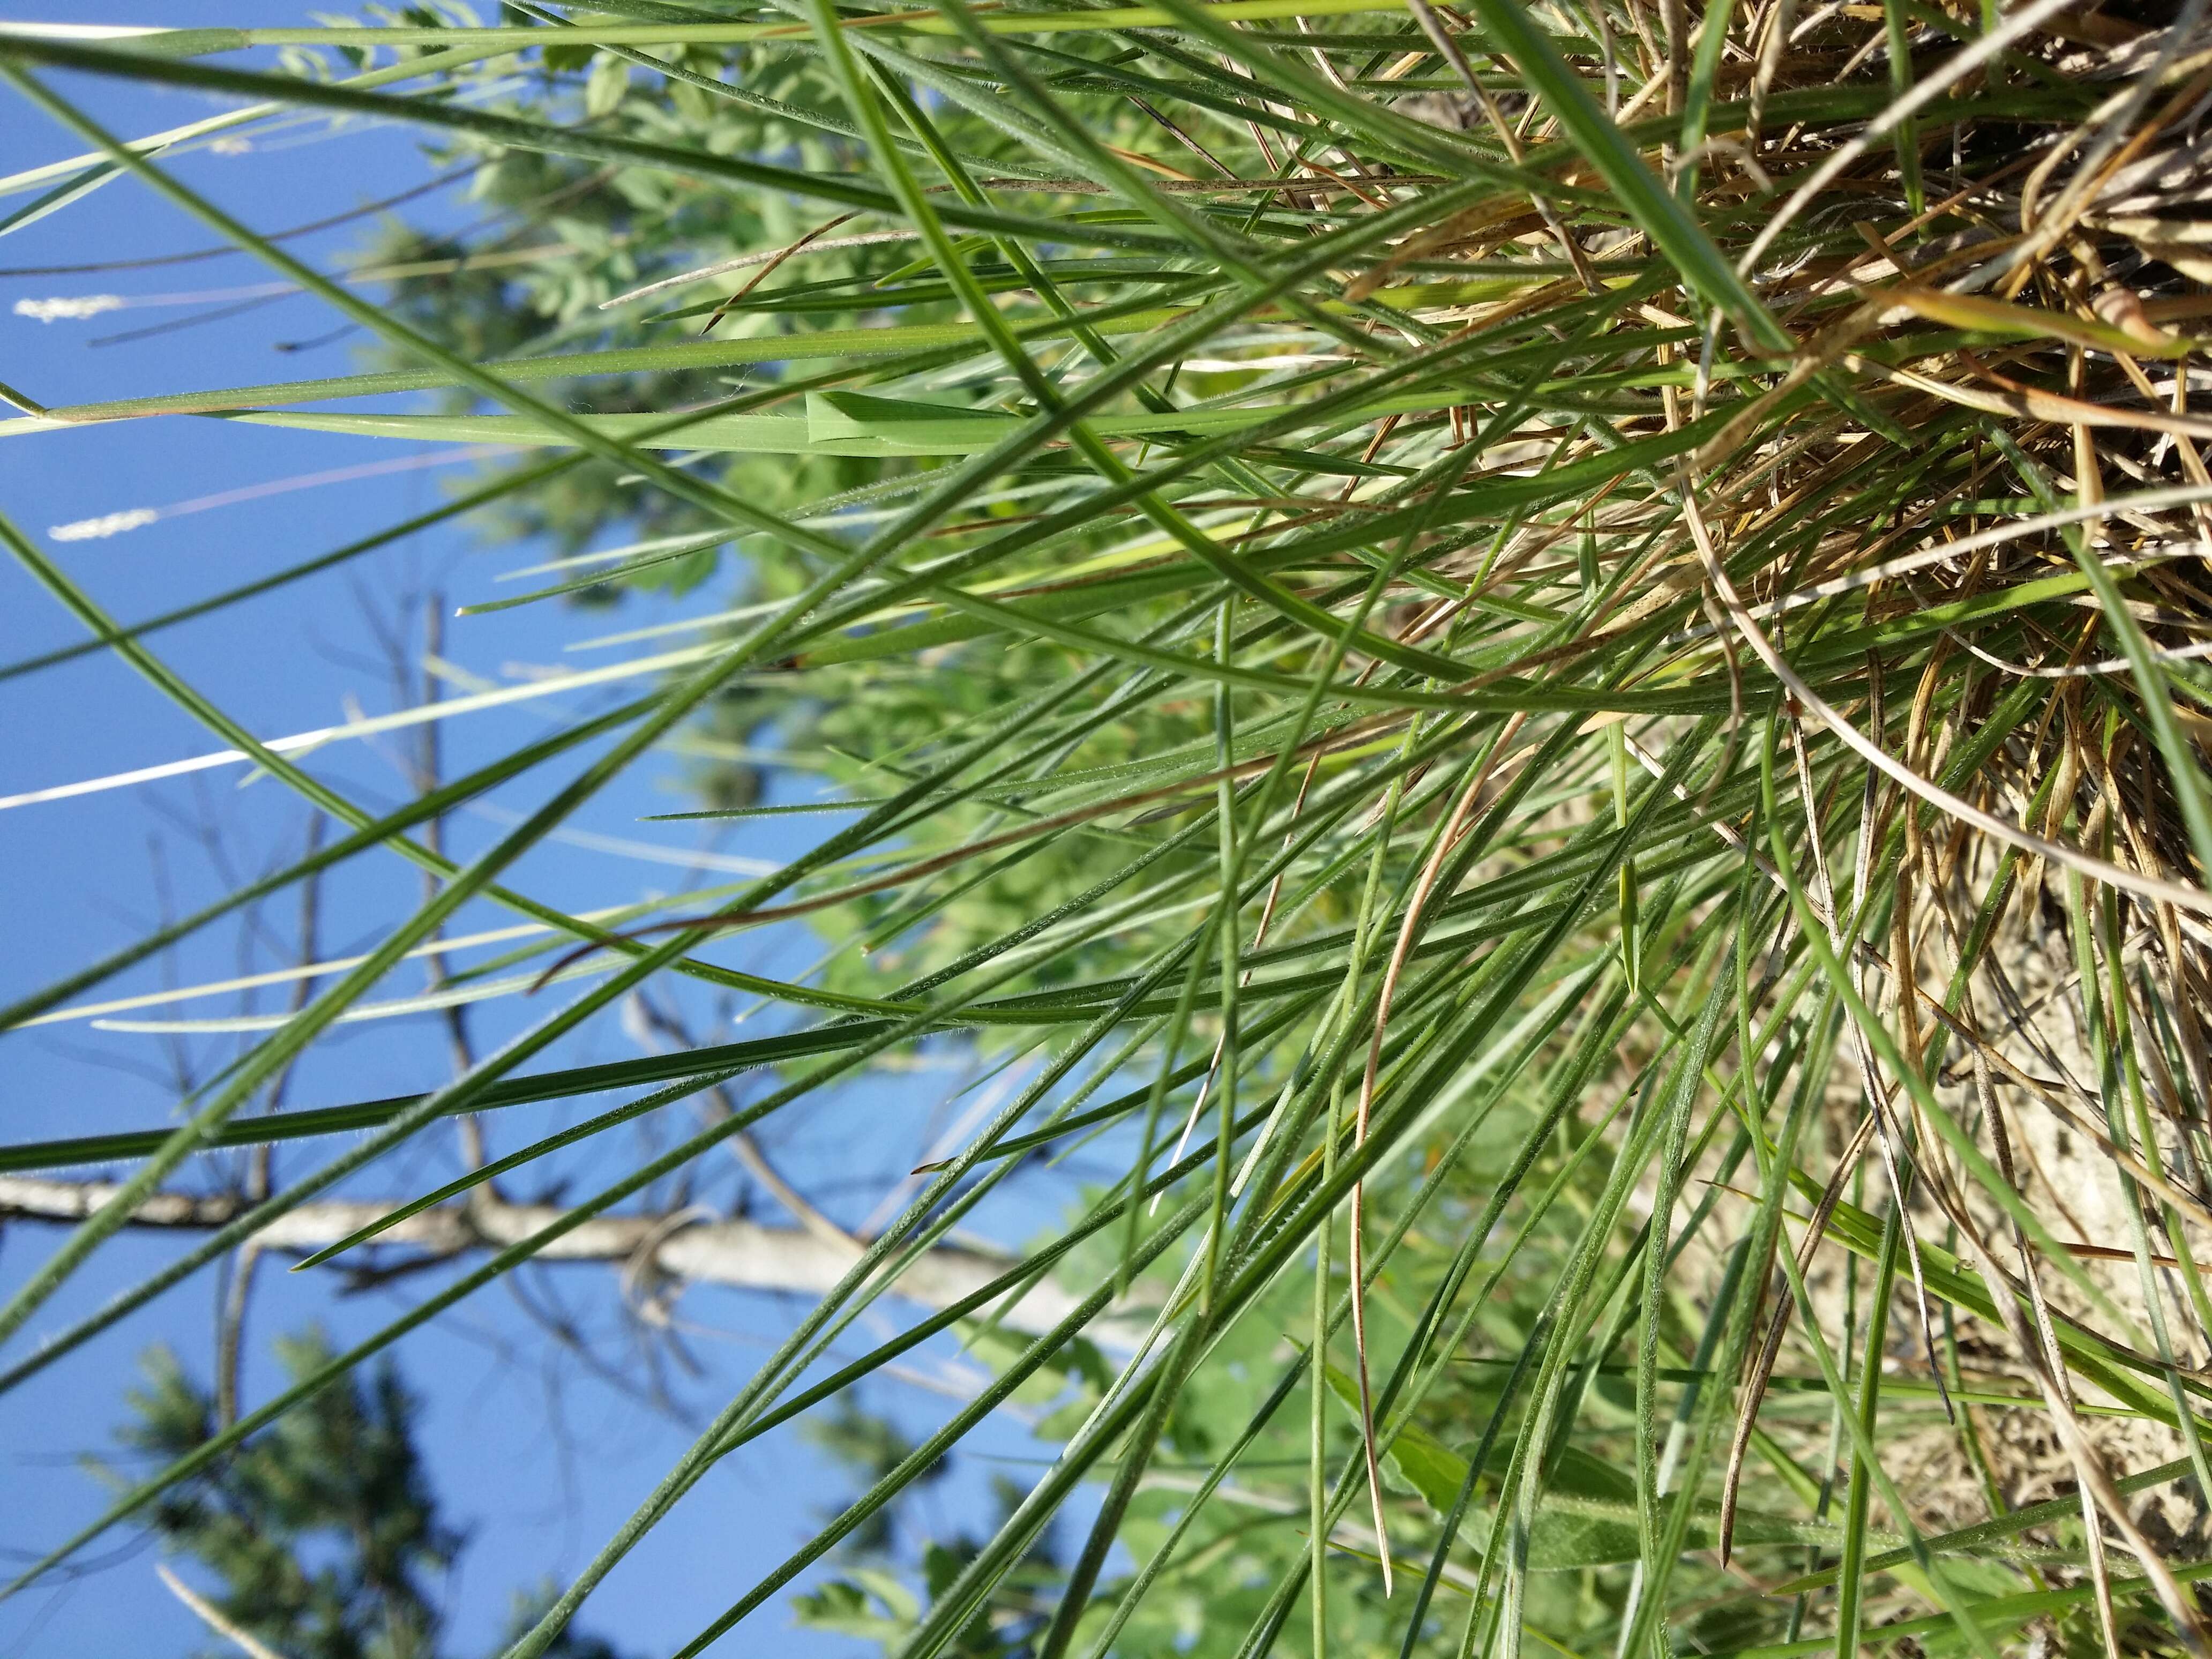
[107,1333,634,1659]
[7,0,2212,1654]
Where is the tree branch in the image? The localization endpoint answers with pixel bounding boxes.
[157,1563,291,1659]
[0,1176,1096,1338]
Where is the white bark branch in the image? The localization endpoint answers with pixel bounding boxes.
[0,1176,1098,1339]
[158,1563,291,1659]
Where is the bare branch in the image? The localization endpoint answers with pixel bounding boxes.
[157,1563,290,1659]
[0,1176,1095,1338]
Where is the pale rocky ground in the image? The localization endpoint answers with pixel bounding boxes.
[1785,875,2212,1642]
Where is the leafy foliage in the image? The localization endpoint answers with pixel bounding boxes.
[796,1403,1064,1659]
[110,1335,628,1659]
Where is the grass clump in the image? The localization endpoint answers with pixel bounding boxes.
[8,0,2212,1654]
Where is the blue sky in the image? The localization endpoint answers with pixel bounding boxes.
[0,8,1086,1654]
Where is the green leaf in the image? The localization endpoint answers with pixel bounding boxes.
[584,51,629,115]
[1323,1369,1847,1568]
